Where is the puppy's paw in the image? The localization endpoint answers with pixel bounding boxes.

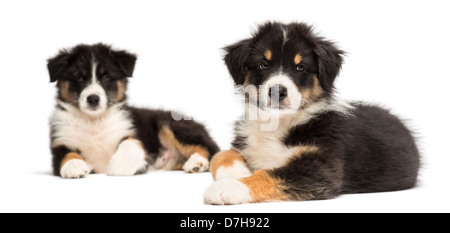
[183,153,209,173]
[214,160,252,181]
[60,159,89,179]
[204,179,252,205]
[107,139,147,176]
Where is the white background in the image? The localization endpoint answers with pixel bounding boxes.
[0,0,449,213]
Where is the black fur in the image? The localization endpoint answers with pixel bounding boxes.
[276,104,420,198]
[224,22,344,93]
[51,145,75,175]
[48,43,219,177]
[48,43,136,107]
[224,39,252,85]
[127,107,220,164]
[48,43,136,83]
[225,22,420,200]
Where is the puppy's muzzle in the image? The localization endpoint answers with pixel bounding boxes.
[87,94,100,108]
[269,85,288,102]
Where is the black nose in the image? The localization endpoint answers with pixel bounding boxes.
[87,95,100,107]
[269,85,288,101]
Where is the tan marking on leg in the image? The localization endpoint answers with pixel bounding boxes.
[294,54,302,65]
[239,170,289,203]
[158,126,210,168]
[171,163,185,170]
[264,50,272,61]
[60,152,84,170]
[210,150,245,180]
[124,137,144,150]
[185,146,209,159]
[293,145,320,158]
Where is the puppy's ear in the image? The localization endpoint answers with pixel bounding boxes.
[315,39,345,92]
[223,39,252,85]
[47,51,70,83]
[109,49,137,77]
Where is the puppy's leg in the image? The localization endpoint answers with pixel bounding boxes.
[158,126,215,173]
[204,170,287,205]
[182,147,210,173]
[52,146,90,179]
[204,148,342,205]
[107,138,148,176]
[210,150,251,181]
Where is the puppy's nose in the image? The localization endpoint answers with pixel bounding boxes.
[269,85,288,101]
[87,94,100,107]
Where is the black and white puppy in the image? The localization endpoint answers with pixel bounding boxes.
[204,22,420,204]
[48,43,219,178]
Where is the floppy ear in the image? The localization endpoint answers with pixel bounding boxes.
[109,49,137,78]
[47,51,70,83]
[315,39,345,92]
[223,39,252,85]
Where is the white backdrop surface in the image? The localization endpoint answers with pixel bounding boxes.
[0,0,449,212]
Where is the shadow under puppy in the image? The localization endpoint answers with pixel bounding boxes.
[48,43,219,178]
[204,22,420,204]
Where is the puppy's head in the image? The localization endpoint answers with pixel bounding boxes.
[48,43,136,116]
[224,22,344,111]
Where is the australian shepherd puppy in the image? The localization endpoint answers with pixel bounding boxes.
[204,22,420,204]
[48,43,219,178]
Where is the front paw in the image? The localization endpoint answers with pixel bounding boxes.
[107,139,147,176]
[183,153,209,173]
[214,160,252,181]
[204,179,252,205]
[60,159,89,179]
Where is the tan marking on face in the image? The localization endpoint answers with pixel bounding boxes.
[60,152,84,170]
[99,67,105,75]
[264,50,272,61]
[115,80,126,102]
[59,81,77,104]
[239,170,289,203]
[107,80,126,104]
[300,75,324,108]
[158,126,210,160]
[294,54,302,65]
[242,71,261,109]
[210,150,245,180]
[243,73,251,88]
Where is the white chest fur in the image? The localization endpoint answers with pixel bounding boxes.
[235,97,353,171]
[51,103,136,173]
[235,114,302,171]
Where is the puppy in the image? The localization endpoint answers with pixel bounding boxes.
[48,43,219,178]
[204,22,420,204]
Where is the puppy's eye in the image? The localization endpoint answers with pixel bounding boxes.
[296,64,305,72]
[259,61,270,70]
[76,75,85,82]
[102,75,111,82]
